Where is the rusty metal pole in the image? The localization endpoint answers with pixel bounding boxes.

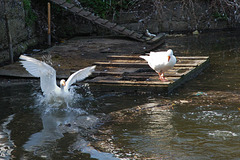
[5,12,14,64]
[3,0,14,64]
[48,2,51,46]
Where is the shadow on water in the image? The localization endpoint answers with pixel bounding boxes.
[0,30,240,159]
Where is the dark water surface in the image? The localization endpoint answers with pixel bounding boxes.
[1,31,240,159]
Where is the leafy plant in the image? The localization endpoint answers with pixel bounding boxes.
[79,0,135,19]
[213,11,228,21]
[23,0,37,26]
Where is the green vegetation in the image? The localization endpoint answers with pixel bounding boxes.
[79,0,135,19]
[213,12,228,21]
[23,0,37,26]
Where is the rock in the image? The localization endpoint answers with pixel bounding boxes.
[193,30,200,35]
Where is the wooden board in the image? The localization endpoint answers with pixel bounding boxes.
[49,0,164,44]
[85,55,210,94]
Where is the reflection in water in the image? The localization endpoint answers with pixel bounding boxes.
[0,114,15,160]
[0,83,120,159]
[131,103,176,157]
[21,85,120,159]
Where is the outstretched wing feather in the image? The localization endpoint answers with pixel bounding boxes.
[65,65,96,90]
[19,55,57,95]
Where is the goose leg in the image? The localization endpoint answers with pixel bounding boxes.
[158,72,168,82]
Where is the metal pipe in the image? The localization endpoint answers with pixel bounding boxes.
[48,2,51,46]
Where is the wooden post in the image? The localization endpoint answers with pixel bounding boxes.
[48,2,51,46]
[5,14,14,64]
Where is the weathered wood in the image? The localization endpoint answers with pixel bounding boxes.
[69,6,81,13]
[122,29,135,36]
[95,18,109,25]
[107,55,209,60]
[85,54,210,94]
[61,2,75,9]
[113,25,126,32]
[93,61,201,68]
[87,77,171,85]
[79,10,92,17]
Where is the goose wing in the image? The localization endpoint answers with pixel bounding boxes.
[19,55,58,95]
[65,65,96,91]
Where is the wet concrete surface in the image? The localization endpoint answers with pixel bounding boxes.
[0,36,154,80]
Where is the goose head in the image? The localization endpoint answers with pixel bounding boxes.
[60,79,66,89]
[167,49,174,62]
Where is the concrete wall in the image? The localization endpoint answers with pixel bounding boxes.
[116,1,237,34]
[0,0,40,65]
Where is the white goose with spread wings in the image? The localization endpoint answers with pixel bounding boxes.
[19,55,95,97]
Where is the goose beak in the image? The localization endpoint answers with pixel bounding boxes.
[168,56,171,62]
[62,81,66,86]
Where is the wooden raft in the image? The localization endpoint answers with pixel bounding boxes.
[85,55,209,94]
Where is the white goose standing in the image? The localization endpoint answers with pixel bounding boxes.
[140,49,176,81]
[19,55,96,98]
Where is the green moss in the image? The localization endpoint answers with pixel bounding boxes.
[23,0,37,26]
[213,12,228,21]
[79,0,134,19]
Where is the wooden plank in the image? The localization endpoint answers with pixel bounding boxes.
[126,71,190,77]
[105,22,117,28]
[95,18,109,25]
[177,56,209,60]
[107,59,206,66]
[89,15,100,21]
[122,75,181,81]
[51,0,66,5]
[93,61,201,68]
[107,55,209,60]
[93,71,184,78]
[69,6,82,13]
[132,32,144,39]
[87,77,171,85]
[94,67,192,77]
[113,26,126,32]
[122,29,135,36]
[93,71,125,76]
[61,2,75,9]
[79,10,92,17]
[96,67,139,73]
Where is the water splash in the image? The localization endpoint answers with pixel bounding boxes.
[30,84,94,115]
[23,84,110,159]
